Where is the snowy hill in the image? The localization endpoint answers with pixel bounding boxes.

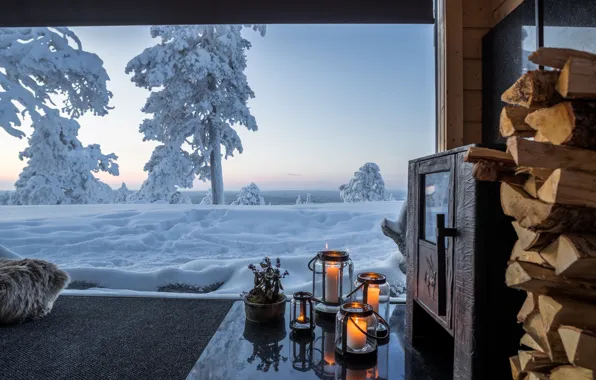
[0,202,405,296]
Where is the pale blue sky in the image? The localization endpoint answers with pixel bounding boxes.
[0,24,435,191]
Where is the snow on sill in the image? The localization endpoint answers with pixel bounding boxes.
[61,289,407,303]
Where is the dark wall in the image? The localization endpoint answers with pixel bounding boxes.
[481,1,535,145]
[482,0,596,144]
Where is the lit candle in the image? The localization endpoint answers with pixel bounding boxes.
[367,285,380,313]
[297,305,306,323]
[324,264,340,303]
[347,317,367,350]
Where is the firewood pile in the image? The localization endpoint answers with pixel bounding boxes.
[465,47,596,380]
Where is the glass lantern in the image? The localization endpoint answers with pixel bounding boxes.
[308,250,354,315]
[349,272,390,336]
[312,315,338,379]
[335,302,389,359]
[289,330,315,372]
[291,291,315,332]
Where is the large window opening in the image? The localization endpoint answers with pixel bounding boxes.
[0,23,435,298]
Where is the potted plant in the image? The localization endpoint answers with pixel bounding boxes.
[243,257,289,324]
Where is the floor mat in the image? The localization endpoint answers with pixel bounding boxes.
[0,296,233,380]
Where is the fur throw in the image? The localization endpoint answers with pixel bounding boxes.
[0,258,70,325]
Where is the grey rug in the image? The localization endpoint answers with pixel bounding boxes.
[0,296,233,380]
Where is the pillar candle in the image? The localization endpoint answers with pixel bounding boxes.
[347,317,367,350]
[367,285,380,313]
[324,264,340,303]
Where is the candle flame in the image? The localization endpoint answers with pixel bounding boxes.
[325,242,328,250]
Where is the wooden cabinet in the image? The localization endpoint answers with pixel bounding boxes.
[405,145,524,380]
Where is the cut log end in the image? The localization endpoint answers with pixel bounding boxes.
[502,70,561,108]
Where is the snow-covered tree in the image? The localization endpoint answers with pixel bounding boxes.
[0,27,119,205]
[200,188,213,205]
[339,163,386,203]
[231,183,265,206]
[131,144,193,204]
[12,111,119,205]
[0,191,12,205]
[114,183,133,203]
[385,193,395,201]
[305,193,313,204]
[295,195,302,205]
[126,25,265,205]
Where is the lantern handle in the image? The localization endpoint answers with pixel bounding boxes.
[307,255,318,272]
[345,281,365,299]
[349,312,390,340]
[373,311,390,340]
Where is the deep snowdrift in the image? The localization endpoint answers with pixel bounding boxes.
[0,202,405,296]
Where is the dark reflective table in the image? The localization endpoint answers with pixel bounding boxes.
[187,301,448,380]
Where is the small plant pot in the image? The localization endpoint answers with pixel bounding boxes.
[244,294,287,324]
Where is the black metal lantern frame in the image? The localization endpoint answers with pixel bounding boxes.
[347,272,391,338]
[308,250,354,315]
[290,291,315,332]
[289,330,315,372]
[335,302,389,361]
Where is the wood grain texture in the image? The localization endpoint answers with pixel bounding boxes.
[559,326,596,371]
[501,182,596,234]
[462,28,489,59]
[529,48,596,70]
[405,161,417,343]
[463,59,482,90]
[492,0,523,25]
[464,90,483,121]
[557,56,596,99]
[462,0,492,28]
[464,122,483,144]
[508,137,596,174]
[550,365,595,380]
[525,102,596,149]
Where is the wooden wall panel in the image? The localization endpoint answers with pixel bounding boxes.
[463,28,490,58]
[463,60,482,90]
[462,0,493,27]
[438,0,522,150]
[463,90,482,122]
[493,0,524,25]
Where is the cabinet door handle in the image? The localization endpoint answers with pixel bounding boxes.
[436,214,456,317]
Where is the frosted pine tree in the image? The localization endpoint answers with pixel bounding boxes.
[200,188,213,205]
[295,195,302,205]
[231,183,265,206]
[126,25,265,204]
[0,27,119,204]
[339,163,386,202]
[305,193,313,204]
[115,183,133,203]
[0,192,12,205]
[131,144,192,204]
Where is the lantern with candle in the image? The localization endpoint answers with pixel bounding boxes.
[290,291,315,332]
[349,272,390,336]
[308,247,354,315]
[289,330,315,372]
[335,302,389,359]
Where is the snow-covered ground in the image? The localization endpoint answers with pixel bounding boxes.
[0,201,405,297]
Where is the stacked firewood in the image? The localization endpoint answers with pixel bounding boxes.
[465,47,596,380]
